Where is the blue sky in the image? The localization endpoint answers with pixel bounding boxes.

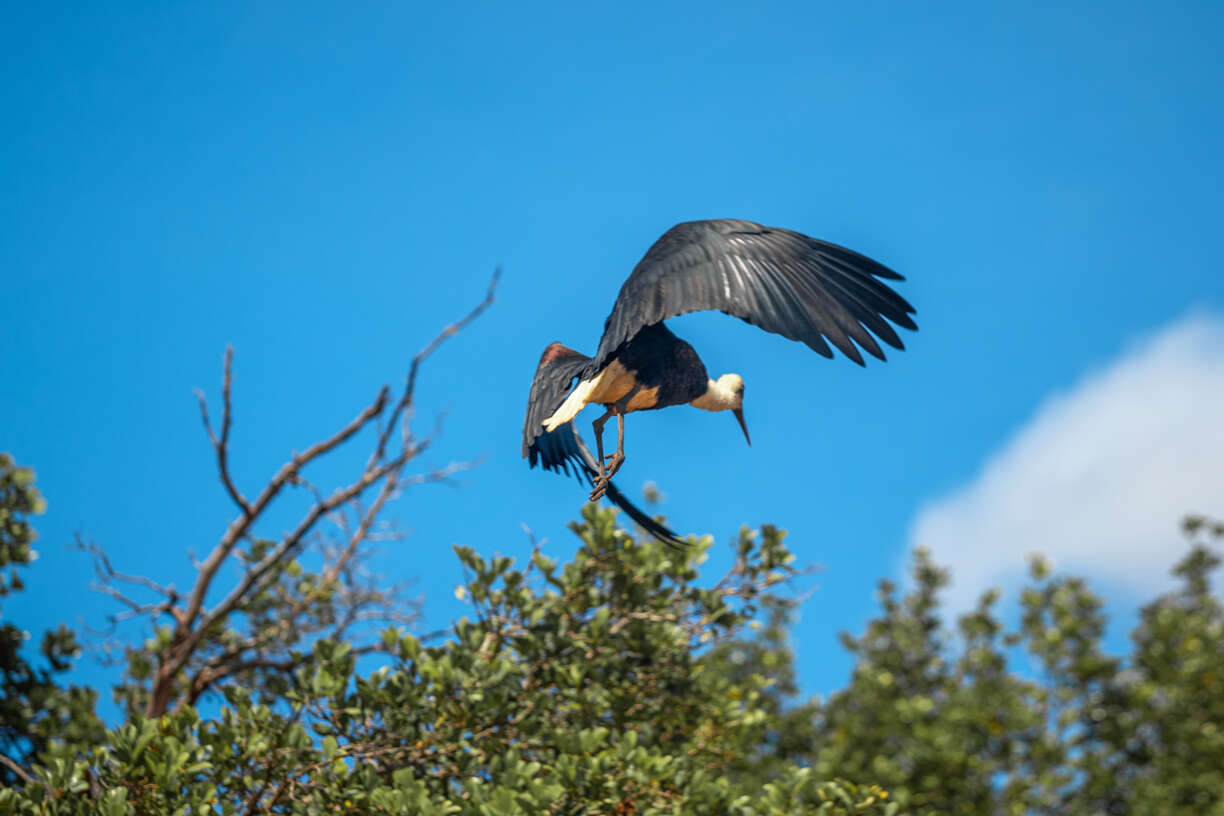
[3,0,1222,717]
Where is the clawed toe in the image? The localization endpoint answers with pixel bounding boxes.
[603,453,625,481]
[589,456,625,502]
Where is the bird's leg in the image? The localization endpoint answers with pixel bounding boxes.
[591,389,638,500]
[589,406,615,501]
[604,387,639,477]
[603,411,626,480]
[590,415,620,502]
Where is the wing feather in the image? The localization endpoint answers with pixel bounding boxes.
[521,343,592,471]
[591,219,916,369]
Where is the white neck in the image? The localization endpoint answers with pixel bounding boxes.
[690,378,739,413]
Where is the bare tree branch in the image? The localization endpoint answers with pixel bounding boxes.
[179,384,392,644]
[105,268,504,717]
[79,534,177,600]
[194,346,251,517]
[0,753,36,787]
[368,266,500,472]
[322,463,404,591]
[185,452,411,661]
[78,534,182,629]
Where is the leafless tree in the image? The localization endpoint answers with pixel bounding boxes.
[84,272,499,717]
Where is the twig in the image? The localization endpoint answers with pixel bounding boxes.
[180,386,391,639]
[79,534,177,599]
[189,453,410,654]
[194,346,251,516]
[0,754,36,786]
[320,465,404,591]
[367,267,500,472]
[137,271,499,716]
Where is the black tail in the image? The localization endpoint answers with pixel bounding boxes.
[570,428,686,550]
[600,479,687,550]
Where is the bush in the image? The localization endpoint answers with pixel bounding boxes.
[1,496,893,815]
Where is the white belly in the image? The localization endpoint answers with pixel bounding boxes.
[542,360,660,431]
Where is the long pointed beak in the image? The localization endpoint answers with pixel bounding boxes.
[733,408,751,446]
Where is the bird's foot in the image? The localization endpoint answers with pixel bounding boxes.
[588,453,625,502]
[603,452,625,480]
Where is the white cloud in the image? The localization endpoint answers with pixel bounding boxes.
[906,313,1224,613]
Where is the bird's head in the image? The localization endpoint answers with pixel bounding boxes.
[692,373,750,446]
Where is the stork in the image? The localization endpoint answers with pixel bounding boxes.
[521,218,916,544]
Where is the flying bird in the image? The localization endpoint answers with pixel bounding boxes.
[521,218,916,544]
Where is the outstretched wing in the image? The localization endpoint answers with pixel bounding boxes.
[522,342,684,548]
[592,219,917,369]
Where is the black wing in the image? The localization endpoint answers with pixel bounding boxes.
[592,219,917,368]
[522,343,684,548]
[522,343,594,474]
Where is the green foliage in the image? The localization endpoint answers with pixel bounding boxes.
[0,453,45,596]
[1122,538,1224,811]
[0,456,104,788]
[2,503,893,815]
[4,444,1222,813]
[812,528,1224,815]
